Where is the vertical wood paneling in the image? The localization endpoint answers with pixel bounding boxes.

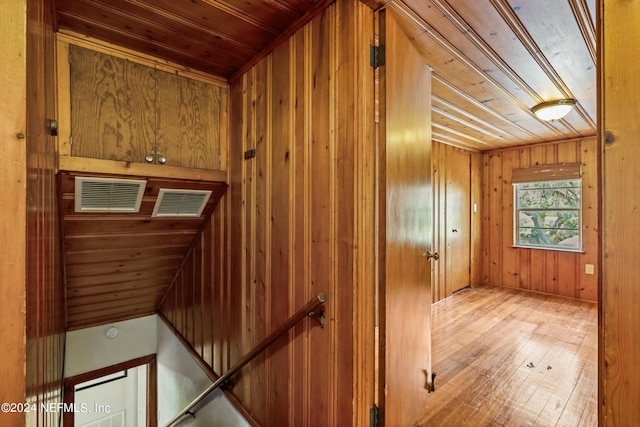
[290,28,308,426]
[269,36,292,425]
[501,149,518,287]
[159,1,375,425]
[488,152,503,284]
[601,0,640,422]
[480,138,598,302]
[18,0,66,425]
[310,10,334,426]
[201,224,213,367]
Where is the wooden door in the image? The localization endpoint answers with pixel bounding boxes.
[445,149,471,295]
[377,9,433,426]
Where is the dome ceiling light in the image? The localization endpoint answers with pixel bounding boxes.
[531,99,577,121]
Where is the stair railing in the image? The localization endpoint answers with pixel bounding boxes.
[164,291,327,427]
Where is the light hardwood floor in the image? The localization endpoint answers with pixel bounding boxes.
[416,285,597,427]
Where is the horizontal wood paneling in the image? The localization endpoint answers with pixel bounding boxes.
[59,170,227,329]
[480,138,598,302]
[159,1,375,425]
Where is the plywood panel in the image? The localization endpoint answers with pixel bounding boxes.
[157,70,222,169]
[480,138,598,301]
[70,45,156,162]
[158,1,375,425]
[67,42,225,169]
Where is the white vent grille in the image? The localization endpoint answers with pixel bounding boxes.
[75,177,146,213]
[152,189,212,217]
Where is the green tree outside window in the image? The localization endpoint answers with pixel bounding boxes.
[514,179,581,250]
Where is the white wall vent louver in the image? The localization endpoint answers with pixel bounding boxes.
[75,177,147,213]
[151,189,212,218]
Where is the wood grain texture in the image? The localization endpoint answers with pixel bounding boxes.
[55,0,331,79]
[389,0,596,150]
[68,43,224,170]
[601,0,640,423]
[378,8,433,426]
[159,1,376,424]
[416,285,597,427]
[54,0,597,152]
[480,138,598,302]
[23,0,67,425]
[59,170,227,329]
[1,0,28,422]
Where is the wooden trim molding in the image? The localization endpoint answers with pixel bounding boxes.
[63,355,157,427]
[59,156,227,183]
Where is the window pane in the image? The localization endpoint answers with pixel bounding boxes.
[514,178,582,251]
[518,227,580,248]
[518,180,580,190]
[518,210,579,230]
[516,186,580,209]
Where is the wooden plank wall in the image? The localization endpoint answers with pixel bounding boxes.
[160,1,376,425]
[480,137,598,302]
[0,0,65,424]
[25,0,67,424]
[431,141,482,302]
[600,0,640,423]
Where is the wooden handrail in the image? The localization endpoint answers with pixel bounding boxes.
[164,292,327,427]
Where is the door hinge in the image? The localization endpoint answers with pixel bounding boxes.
[370,45,385,69]
[370,404,384,427]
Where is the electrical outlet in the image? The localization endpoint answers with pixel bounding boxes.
[585,264,594,275]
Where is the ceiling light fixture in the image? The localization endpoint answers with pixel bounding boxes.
[531,99,576,121]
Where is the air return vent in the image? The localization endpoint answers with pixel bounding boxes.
[75,177,146,213]
[151,189,212,218]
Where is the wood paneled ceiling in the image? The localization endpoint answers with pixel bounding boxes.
[55,0,597,152]
[389,0,597,150]
[60,169,227,329]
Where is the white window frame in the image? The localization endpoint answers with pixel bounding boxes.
[512,163,583,252]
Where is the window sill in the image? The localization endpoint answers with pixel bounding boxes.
[511,245,585,254]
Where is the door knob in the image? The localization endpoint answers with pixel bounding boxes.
[421,251,439,261]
